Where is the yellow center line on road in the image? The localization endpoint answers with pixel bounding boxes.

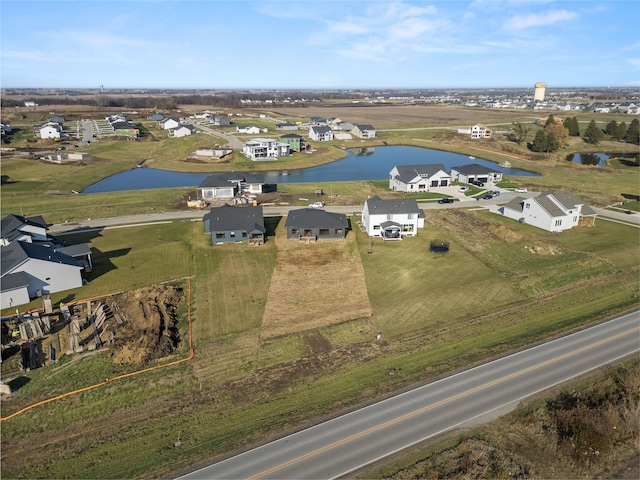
[247,326,638,480]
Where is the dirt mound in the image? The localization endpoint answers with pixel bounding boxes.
[109,284,184,365]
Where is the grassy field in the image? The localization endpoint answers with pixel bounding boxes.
[1,105,639,478]
[1,202,638,478]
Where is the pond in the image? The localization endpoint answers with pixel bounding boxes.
[82,145,539,193]
[565,152,639,167]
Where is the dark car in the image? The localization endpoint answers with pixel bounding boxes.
[492,191,500,197]
[472,180,485,187]
[438,198,454,204]
[482,194,494,200]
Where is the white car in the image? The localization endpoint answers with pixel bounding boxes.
[514,187,528,193]
[458,186,470,192]
[308,201,325,209]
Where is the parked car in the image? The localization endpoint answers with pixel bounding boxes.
[472,180,485,187]
[491,191,500,197]
[514,187,527,193]
[458,186,469,192]
[308,201,325,209]
[438,198,454,204]
[482,194,494,200]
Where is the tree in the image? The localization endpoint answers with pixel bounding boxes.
[584,120,603,144]
[616,122,627,141]
[605,120,618,136]
[545,114,556,126]
[545,122,569,150]
[563,117,580,136]
[531,130,550,152]
[508,122,530,144]
[625,118,640,145]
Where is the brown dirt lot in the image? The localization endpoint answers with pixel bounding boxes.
[260,105,538,126]
[261,230,373,338]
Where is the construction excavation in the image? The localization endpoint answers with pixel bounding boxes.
[0,284,185,388]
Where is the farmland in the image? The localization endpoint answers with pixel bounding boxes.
[1,103,639,478]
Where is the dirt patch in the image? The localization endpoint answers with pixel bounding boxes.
[108,284,184,365]
[261,231,373,338]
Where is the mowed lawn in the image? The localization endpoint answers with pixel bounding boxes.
[356,220,524,338]
[261,221,372,338]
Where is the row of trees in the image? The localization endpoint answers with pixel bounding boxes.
[509,115,640,152]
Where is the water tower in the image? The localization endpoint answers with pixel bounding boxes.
[534,82,546,102]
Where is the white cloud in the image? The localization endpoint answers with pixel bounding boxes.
[505,9,578,30]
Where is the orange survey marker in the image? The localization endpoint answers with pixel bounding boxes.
[1,278,194,422]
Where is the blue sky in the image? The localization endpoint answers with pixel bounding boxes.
[1,0,639,89]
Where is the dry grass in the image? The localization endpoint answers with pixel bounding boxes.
[261,223,372,338]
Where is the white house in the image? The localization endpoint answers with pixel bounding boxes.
[389,164,450,192]
[168,125,194,138]
[352,124,376,139]
[242,138,290,161]
[450,164,503,186]
[361,196,425,240]
[1,214,50,246]
[309,125,334,141]
[497,191,597,232]
[39,122,62,139]
[197,172,265,200]
[236,126,261,134]
[1,241,84,308]
[457,124,492,139]
[160,118,181,130]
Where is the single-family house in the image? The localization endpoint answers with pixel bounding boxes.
[309,125,333,141]
[242,138,290,160]
[361,196,425,240]
[450,164,503,186]
[210,115,231,126]
[457,124,492,139]
[309,117,326,125]
[198,172,265,200]
[168,125,195,138]
[352,124,376,139]
[389,164,450,192]
[497,191,597,232]
[280,133,306,152]
[1,214,50,246]
[276,122,299,131]
[203,205,265,245]
[39,122,62,139]
[160,117,180,130]
[285,209,349,240]
[1,121,11,136]
[49,115,65,125]
[1,241,84,308]
[236,126,261,134]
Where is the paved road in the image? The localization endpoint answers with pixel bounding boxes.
[178,311,639,479]
[191,121,243,149]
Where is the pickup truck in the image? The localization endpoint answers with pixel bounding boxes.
[309,202,325,209]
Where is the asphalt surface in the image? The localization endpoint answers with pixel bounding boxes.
[178,311,639,479]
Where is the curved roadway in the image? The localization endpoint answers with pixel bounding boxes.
[178,311,638,479]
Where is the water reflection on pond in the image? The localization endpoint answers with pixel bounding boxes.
[565,152,639,167]
[82,145,539,194]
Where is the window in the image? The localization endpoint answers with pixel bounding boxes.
[215,232,225,239]
[291,228,299,235]
[555,219,562,226]
[319,229,329,236]
[386,214,393,220]
[373,225,380,230]
[336,229,343,235]
[525,203,530,209]
[230,231,236,238]
[407,213,414,220]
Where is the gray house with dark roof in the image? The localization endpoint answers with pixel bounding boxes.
[309,125,333,141]
[451,164,503,185]
[285,209,349,240]
[352,124,376,139]
[203,205,265,245]
[1,241,84,308]
[389,164,450,192]
[1,214,50,246]
[497,191,596,232]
